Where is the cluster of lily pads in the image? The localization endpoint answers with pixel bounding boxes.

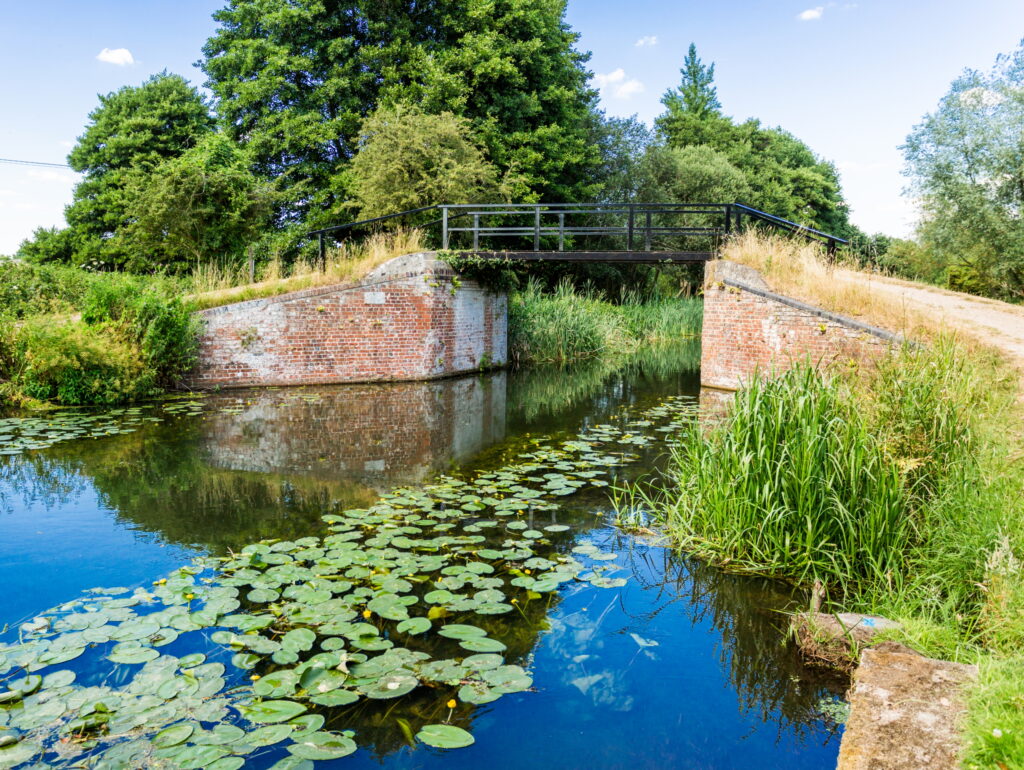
[0,410,160,456]
[0,392,330,457]
[0,395,698,768]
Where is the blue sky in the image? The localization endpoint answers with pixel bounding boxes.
[2,1,1023,254]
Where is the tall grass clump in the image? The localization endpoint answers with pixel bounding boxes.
[508,279,701,365]
[654,364,913,587]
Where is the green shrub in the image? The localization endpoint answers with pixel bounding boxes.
[12,319,153,405]
[81,277,200,388]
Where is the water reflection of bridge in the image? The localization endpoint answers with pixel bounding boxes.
[201,374,507,487]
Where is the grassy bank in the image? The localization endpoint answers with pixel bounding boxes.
[0,232,425,409]
[0,265,198,409]
[508,280,702,366]
[632,243,1024,766]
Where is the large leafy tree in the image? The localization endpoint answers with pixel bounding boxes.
[22,73,215,268]
[902,40,1024,299]
[655,44,853,236]
[200,0,601,227]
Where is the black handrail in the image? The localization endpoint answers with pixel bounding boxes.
[309,201,848,262]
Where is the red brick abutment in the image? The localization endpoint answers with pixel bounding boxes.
[700,260,907,391]
[186,252,506,389]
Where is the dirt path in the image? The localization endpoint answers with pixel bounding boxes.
[835,270,1024,373]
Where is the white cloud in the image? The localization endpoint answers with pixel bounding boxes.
[96,47,135,66]
[58,140,74,149]
[593,69,645,100]
[635,36,658,47]
[797,6,825,20]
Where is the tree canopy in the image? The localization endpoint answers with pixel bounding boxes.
[902,40,1024,299]
[654,44,853,237]
[200,0,601,227]
[350,107,509,220]
[23,73,214,269]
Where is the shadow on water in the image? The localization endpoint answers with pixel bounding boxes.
[0,337,843,768]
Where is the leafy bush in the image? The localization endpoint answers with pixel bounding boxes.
[12,319,153,405]
[0,264,199,405]
[81,277,200,389]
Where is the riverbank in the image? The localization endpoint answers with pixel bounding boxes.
[640,237,1024,768]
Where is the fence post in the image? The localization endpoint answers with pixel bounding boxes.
[627,204,635,251]
[442,207,449,250]
[724,204,732,234]
[827,238,837,261]
[318,233,325,268]
[533,206,541,252]
[645,210,652,251]
[248,245,255,282]
[558,213,565,251]
[473,213,480,251]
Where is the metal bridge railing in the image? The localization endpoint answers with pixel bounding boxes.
[307,202,848,263]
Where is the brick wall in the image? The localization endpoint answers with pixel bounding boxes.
[200,374,506,487]
[701,260,900,391]
[187,253,507,389]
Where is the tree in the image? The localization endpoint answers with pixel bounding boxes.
[19,73,214,269]
[660,43,721,123]
[349,107,508,220]
[654,45,853,236]
[200,0,601,227]
[123,134,276,273]
[902,40,1024,299]
[637,144,750,204]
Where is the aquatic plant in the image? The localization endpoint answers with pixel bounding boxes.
[0,395,698,767]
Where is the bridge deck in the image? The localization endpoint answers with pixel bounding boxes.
[458,251,714,263]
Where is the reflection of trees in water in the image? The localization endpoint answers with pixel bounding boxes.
[0,419,377,553]
[608,532,846,740]
[508,339,701,425]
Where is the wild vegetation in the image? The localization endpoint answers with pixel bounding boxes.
[507,281,702,366]
[631,234,1024,768]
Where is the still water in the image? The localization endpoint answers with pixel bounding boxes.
[0,351,843,768]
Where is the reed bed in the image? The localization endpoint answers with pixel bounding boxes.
[507,280,702,366]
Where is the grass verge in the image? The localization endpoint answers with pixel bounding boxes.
[632,337,1023,767]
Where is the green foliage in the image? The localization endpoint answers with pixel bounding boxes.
[654,44,853,237]
[507,280,701,365]
[0,264,198,405]
[200,0,601,226]
[653,365,913,587]
[903,40,1024,300]
[123,134,275,272]
[661,43,721,120]
[636,144,750,204]
[0,260,98,318]
[19,73,214,270]
[80,278,200,388]
[11,319,153,405]
[350,107,508,220]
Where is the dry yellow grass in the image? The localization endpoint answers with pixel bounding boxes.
[720,231,961,343]
[189,229,424,311]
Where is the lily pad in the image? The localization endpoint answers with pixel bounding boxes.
[416,723,475,749]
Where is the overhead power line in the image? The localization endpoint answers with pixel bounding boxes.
[0,158,74,170]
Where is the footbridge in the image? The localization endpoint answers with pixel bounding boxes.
[309,202,847,265]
